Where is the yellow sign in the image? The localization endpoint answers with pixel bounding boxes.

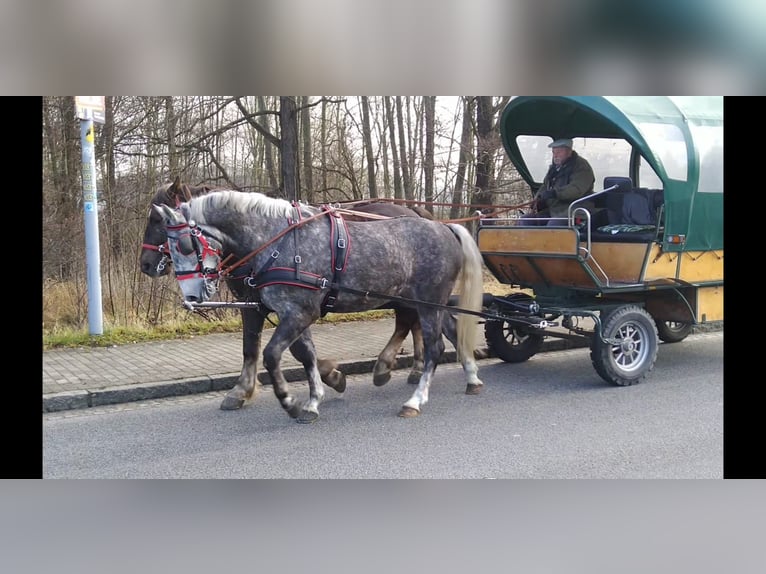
[86,126,94,144]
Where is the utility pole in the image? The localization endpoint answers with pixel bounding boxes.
[75,97,105,335]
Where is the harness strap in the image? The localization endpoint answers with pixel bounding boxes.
[250,267,325,290]
[141,242,169,252]
[237,205,351,317]
[321,207,349,313]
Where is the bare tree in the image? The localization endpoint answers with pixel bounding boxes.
[257,96,279,191]
[423,96,435,214]
[320,98,329,202]
[395,96,412,201]
[385,97,403,200]
[361,96,378,199]
[300,96,314,202]
[450,96,475,220]
[472,96,511,213]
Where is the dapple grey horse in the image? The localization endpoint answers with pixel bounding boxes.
[154,190,484,422]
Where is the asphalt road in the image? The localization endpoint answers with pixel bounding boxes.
[42,332,723,478]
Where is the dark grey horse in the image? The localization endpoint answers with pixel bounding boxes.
[153,190,484,421]
[140,179,484,396]
[140,179,347,400]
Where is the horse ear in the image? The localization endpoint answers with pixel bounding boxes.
[152,203,167,220]
[152,203,180,223]
[169,176,190,205]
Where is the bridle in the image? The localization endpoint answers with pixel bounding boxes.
[164,217,223,298]
[141,184,194,275]
[141,239,172,274]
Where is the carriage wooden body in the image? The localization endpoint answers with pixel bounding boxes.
[476,96,723,386]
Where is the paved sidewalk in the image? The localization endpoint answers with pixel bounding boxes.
[42,317,722,413]
[42,318,485,412]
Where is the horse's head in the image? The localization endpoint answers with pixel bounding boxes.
[140,176,223,277]
[140,177,192,276]
[152,203,223,304]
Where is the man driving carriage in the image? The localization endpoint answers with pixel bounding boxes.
[520,138,595,226]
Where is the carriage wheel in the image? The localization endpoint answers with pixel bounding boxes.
[590,305,658,386]
[655,320,693,343]
[484,319,544,363]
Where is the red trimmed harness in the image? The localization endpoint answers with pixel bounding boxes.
[219,203,350,315]
[165,220,222,284]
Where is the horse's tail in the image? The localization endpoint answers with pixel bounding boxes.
[446,223,484,362]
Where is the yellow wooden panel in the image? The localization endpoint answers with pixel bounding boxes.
[588,243,648,283]
[534,259,598,288]
[478,228,579,255]
[697,286,724,322]
[644,245,680,281]
[678,250,724,283]
[483,254,596,288]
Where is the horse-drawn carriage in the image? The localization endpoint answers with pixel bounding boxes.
[477,96,723,386]
[142,96,722,421]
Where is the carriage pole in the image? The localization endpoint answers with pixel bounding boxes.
[75,97,105,335]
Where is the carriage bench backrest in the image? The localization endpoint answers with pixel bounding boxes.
[584,177,664,243]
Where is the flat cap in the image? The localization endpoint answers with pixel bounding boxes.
[549,138,573,148]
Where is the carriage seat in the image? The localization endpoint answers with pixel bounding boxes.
[582,177,664,242]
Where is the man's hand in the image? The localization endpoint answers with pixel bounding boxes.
[540,187,556,202]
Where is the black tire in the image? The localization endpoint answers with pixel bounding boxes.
[484,319,544,363]
[590,305,658,386]
[655,320,693,343]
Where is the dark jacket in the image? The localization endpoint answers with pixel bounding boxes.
[535,151,595,218]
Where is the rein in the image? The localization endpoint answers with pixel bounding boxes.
[217,207,331,278]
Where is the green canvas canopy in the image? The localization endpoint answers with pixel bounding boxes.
[500,96,723,252]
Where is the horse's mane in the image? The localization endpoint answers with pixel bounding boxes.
[151,181,222,206]
[189,190,296,223]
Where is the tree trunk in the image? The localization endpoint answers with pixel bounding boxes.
[385,97,402,200]
[395,96,412,201]
[361,96,378,199]
[473,96,494,212]
[451,96,474,220]
[423,96,435,215]
[320,99,328,202]
[300,96,314,202]
[280,96,299,201]
[257,96,279,192]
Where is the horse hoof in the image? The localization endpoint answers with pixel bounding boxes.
[407,371,423,385]
[297,411,319,424]
[373,372,391,387]
[286,402,304,419]
[328,369,346,393]
[465,383,483,395]
[220,396,245,410]
[398,406,421,418]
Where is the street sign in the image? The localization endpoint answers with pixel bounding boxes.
[75,96,105,124]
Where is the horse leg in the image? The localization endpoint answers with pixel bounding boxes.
[303,326,346,393]
[440,312,484,395]
[317,358,346,393]
[221,309,264,410]
[285,328,346,393]
[286,328,338,424]
[263,318,322,423]
[406,310,426,385]
[373,307,417,386]
[399,310,445,417]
